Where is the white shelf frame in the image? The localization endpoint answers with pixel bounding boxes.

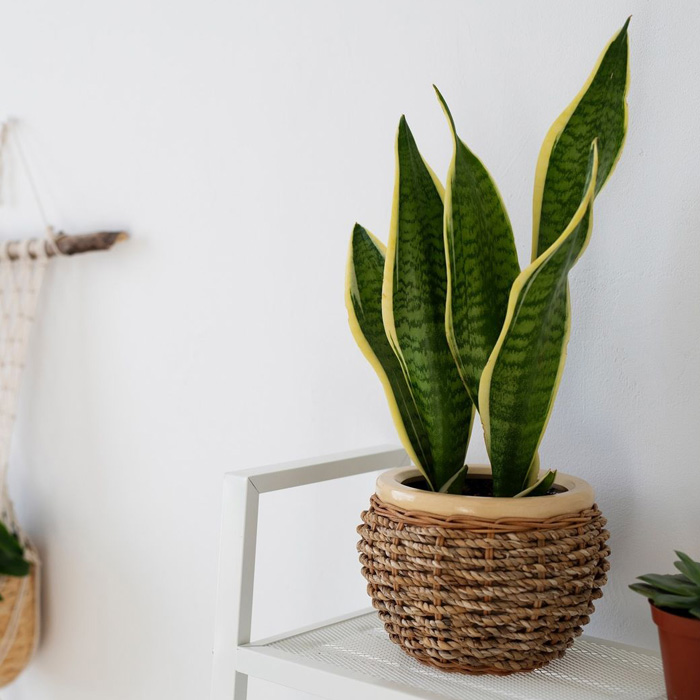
[210,445,664,700]
[210,444,411,700]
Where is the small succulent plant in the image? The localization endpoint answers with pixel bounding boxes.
[630,552,700,619]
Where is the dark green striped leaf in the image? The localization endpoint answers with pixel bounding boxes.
[515,468,557,498]
[533,19,629,259]
[346,224,436,487]
[436,87,521,407]
[480,144,599,497]
[383,117,474,491]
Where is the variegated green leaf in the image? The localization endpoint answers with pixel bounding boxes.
[345,224,436,487]
[436,87,521,407]
[383,117,474,491]
[479,144,598,497]
[533,18,629,259]
[514,469,557,498]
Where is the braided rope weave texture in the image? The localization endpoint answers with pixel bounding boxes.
[0,562,38,687]
[358,494,610,675]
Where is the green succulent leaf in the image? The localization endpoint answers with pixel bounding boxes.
[383,116,474,491]
[637,574,698,597]
[631,582,699,608]
[648,592,700,610]
[690,607,700,620]
[629,583,658,599]
[532,18,630,260]
[674,551,700,587]
[435,87,520,407]
[346,224,436,487]
[479,144,599,497]
[631,576,700,612]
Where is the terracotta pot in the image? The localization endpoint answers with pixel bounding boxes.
[651,602,700,700]
[357,465,610,674]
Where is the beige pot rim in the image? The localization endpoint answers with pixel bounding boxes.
[376,465,595,520]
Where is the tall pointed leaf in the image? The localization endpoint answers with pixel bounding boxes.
[436,87,521,407]
[533,19,630,259]
[480,144,599,497]
[345,224,436,487]
[383,117,474,490]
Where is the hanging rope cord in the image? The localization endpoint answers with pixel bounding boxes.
[0,233,44,672]
[0,122,60,529]
[0,122,58,677]
[0,123,125,685]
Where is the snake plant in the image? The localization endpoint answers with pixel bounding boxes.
[346,20,630,496]
[630,553,700,619]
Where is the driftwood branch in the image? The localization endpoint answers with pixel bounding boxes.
[3,231,129,260]
[52,231,129,256]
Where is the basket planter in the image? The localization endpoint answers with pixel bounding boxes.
[357,466,610,675]
[0,549,39,687]
[650,602,700,700]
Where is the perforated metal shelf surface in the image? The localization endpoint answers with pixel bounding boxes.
[244,611,666,700]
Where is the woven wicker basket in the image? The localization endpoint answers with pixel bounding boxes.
[357,467,610,675]
[0,551,39,687]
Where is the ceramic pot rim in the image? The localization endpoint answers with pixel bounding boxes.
[375,464,595,519]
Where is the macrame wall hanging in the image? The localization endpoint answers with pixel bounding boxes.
[0,121,127,687]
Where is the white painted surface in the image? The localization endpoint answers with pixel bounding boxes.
[0,1,697,698]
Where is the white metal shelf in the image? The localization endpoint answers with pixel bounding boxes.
[239,610,665,700]
[211,445,666,700]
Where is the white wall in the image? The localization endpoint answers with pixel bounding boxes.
[0,1,698,698]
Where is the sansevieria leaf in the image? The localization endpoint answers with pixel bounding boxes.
[345,224,435,486]
[513,454,557,498]
[480,144,599,497]
[533,18,630,259]
[436,87,520,407]
[383,117,474,491]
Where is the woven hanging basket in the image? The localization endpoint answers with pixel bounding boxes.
[357,466,610,675]
[0,547,39,687]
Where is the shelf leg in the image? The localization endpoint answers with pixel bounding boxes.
[211,476,259,700]
[233,672,248,699]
